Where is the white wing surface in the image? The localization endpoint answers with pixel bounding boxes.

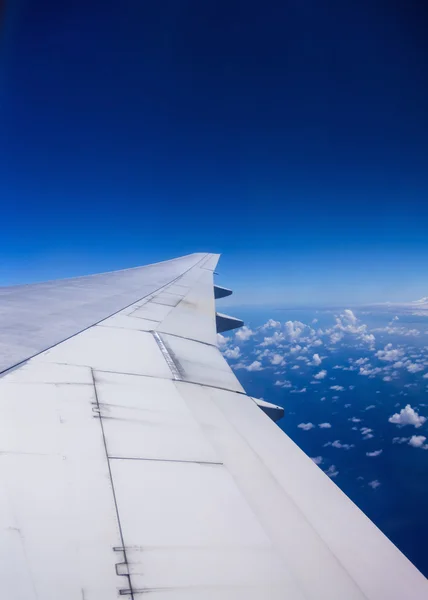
[0,253,426,599]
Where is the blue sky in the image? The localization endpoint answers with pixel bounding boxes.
[1,1,428,304]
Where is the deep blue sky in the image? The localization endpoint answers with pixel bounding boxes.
[1,1,428,303]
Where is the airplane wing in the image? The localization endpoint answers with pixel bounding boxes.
[0,252,426,599]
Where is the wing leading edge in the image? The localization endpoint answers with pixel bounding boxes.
[0,252,426,599]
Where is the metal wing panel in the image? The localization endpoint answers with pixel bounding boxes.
[0,253,206,374]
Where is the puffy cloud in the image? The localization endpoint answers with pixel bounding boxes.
[383,375,392,382]
[326,310,375,347]
[314,369,327,380]
[376,344,404,362]
[325,465,339,478]
[246,360,263,372]
[342,309,357,324]
[366,449,383,457]
[324,440,354,450]
[216,333,229,347]
[355,357,370,366]
[260,331,285,347]
[289,344,302,354]
[260,319,281,330]
[235,326,255,341]
[298,422,315,431]
[360,427,374,439]
[392,436,409,444]
[223,346,241,359]
[423,373,428,379]
[330,385,345,391]
[408,435,428,449]
[349,417,361,423]
[312,353,322,366]
[406,363,424,373]
[311,456,323,465]
[359,366,382,377]
[388,404,426,428]
[318,422,332,428]
[270,353,286,366]
[368,480,381,489]
[330,332,344,344]
[284,320,307,341]
[274,379,292,388]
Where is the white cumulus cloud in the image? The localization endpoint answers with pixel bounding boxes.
[376,343,404,362]
[235,326,255,341]
[388,404,426,428]
[318,422,332,428]
[312,353,322,366]
[324,440,354,450]
[368,480,381,489]
[270,353,286,366]
[314,369,327,380]
[408,435,428,449]
[223,346,241,359]
[298,422,315,431]
[325,465,339,478]
[246,360,263,372]
[366,449,383,457]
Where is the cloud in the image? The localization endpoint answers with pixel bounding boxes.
[393,436,409,444]
[406,363,424,373]
[355,357,370,366]
[366,449,383,457]
[274,379,292,388]
[330,332,344,344]
[318,422,332,428]
[235,326,255,341]
[270,353,286,366]
[216,333,229,347]
[325,465,339,478]
[291,387,307,393]
[324,440,354,450]
[223,346,241,359]
[376,343,404,362]
[326,310,375,347]
[246,360,263,371]
[360,426,374,439]
[260,331,285,347]
[312,353,322,366]
[408,435,428,449]
[359,366,382,377]
[365,405,376,411]
[342,309,358,324]
[314,369,327,380]
[388,404,426,428]
[368,480,381,489]
[260,319,281,330]
[298,422,315,431]
[330,385,345,391]
[349,417,361,423]
[311,456,323,465]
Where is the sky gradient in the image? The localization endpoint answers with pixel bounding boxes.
[1,1,428,304]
